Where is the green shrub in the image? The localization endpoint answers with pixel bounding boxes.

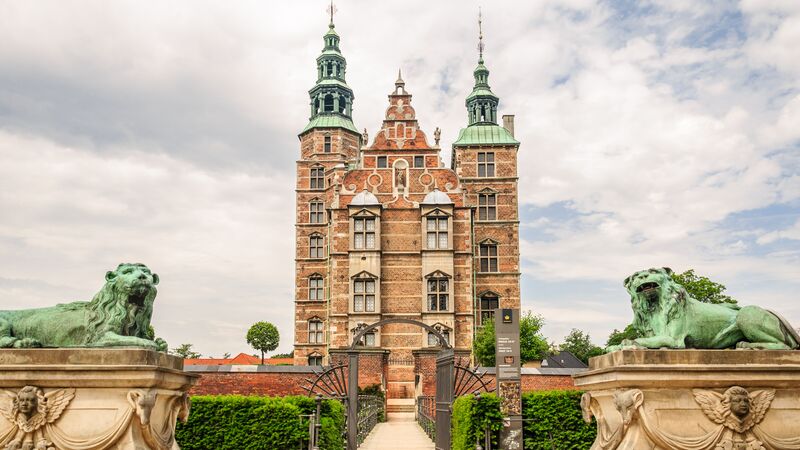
[175,395,345,450]
[522,390,596,449]
[451,393,504,450]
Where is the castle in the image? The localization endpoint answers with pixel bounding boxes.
[293,14,520,398]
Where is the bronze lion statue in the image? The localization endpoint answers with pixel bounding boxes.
[0,263,167,351]
[607,267,799,352]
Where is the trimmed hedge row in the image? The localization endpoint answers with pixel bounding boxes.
[175,395,345,450]
[451,390,596,450]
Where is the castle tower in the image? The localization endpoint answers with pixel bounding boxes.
[452,13,521,326]
[294,17,361,366]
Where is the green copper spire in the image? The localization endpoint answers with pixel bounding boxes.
[465,9,499,126]
[302,8,358,135]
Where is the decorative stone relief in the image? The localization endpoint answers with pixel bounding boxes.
[0,386,190,450]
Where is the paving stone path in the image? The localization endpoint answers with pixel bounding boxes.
[358,413,435,450]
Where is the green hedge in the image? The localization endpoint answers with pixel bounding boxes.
[451,390,596,450]
[175,395,345,450]
[451,393,504,450]
[522,390,596,449]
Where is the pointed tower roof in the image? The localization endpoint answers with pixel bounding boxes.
[453,10,518,147]
[300,11,359,136]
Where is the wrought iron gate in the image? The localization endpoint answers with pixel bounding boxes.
[435,348,454,450]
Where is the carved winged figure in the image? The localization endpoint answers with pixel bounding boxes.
[693,386,774,434]
[0,386,75,450]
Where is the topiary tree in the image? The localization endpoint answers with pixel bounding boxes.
[246,321,280,364]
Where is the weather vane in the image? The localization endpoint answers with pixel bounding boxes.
[478,7,484,60]
[327,0,337,25]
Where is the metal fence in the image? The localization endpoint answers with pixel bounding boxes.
[356,395,384,446]
[416,396,436,441]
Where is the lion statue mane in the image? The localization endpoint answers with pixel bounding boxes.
[607,267,799,352]
[0,263,167,351]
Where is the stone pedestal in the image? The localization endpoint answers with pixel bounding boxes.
[0,349,198,450]
[573,350,800,450]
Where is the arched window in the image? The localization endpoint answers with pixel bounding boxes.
[308,319,324,344]
[326,62,333,77]
[309,234,324,259]
[323,94,334,112]
[309,275,323,301]
[338,95,347,114]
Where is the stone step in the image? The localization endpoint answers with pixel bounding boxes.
[386,398,415,413]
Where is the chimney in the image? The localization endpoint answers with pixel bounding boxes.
[502,115,515,137]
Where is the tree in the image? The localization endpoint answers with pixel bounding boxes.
[473,311,551,366]
[246,321,280,364]
[606,324,640,347]
[170,343,201,359]
[271,351,294,359]
[560,329,603,364]
[606,269,737,347]
[670,269,737,304]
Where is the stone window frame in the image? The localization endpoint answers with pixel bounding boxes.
[477,189,497,221]
[308,273,324,301]
[309,233,325,259]
[478,239,499,273]
[478,291,500,326]
[323,135,332,153]
[414,155,424,168]
[351,322,378,347]
[423,270,453,313]
[310,165,325,190]
[421,207,453,251]
[308,352,323,366]
[351,271,379,313]
[477,152,495,177]
[308,317,324,344]
[309,198,325,224]
[376,155,388,168]
[426,323,451,347]
[348,208,381,252]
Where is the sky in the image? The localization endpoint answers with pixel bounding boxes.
[1,0,798,357]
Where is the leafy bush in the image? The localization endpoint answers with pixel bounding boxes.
[175,395,344,450]
[522,390,595,449]
[451,393,504,450]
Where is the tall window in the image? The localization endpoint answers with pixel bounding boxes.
[323,136,331,153]
[478,152,495,177]
[310,167,325,190]
[479,243,498,272]
[309,234,324,258]
[353,278,376,312]
[478,193,497,220]
[426,216,448,249]
[377,156,387,168]
[309,275,323,301]
[480,295,499,325]
[308,319,324,344]
[310,200,324,224]
[427,278,449,311]
[308,355,323,366]
[353,217,376,249]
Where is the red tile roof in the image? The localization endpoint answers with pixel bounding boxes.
[184,353,292,366]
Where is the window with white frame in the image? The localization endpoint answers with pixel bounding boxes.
[426,216,448,249]
[309,275,323,301]
[310,167,325,189]
[427,278,449,311]
[310,200,325,224]
[308,319,324,344]
[479,242,498,272]
[353,217,376,249]
[477,152,495,177]
[478,193,497,220]
[309,234,324,258]
[308,355,323,366]
[353,278,376,312]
